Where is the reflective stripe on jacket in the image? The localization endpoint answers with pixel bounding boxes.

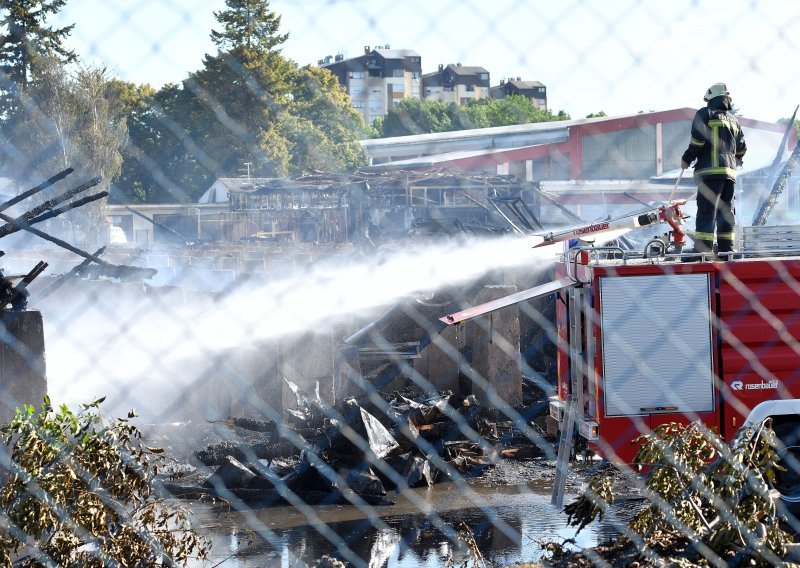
[681,99,747,181]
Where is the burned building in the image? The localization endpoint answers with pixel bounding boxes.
[107,170,544,248]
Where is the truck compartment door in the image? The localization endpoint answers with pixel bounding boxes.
[599,273,716,418]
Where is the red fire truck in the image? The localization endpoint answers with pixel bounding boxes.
[441,202,800,503]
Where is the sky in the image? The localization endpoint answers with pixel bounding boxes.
[52,0,800,124]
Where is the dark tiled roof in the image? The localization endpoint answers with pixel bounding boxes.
[507,80,545,89]
[447,65,489,76]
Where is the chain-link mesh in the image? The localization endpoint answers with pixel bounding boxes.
[1,1,800,567]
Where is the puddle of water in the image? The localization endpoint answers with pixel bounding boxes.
[186,482,636,567]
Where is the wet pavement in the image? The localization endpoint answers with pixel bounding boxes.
[186,477,639,567]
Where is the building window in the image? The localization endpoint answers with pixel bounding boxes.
[479,73,488,81]
[412,71,420,79]
[349,71,365,79]
[392,69,404,77]
[466,84,475,92]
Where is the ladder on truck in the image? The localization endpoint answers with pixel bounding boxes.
[436,271,584,509]
[551,285,592,508]
[551,394,578,508]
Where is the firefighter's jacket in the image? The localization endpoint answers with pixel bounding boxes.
[681,98,747,181]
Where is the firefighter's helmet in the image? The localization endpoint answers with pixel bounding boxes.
[704,82,730,101]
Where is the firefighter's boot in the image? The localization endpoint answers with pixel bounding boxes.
[716,235,735,261]
[682,238,713,262]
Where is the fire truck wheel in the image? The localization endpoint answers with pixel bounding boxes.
[771,422,800,504]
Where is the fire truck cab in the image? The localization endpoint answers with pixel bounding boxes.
[548,226,800,501]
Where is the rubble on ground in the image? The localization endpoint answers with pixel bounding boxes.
[158,380,554,506]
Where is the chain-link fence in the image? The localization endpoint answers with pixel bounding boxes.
[1,1,800,567]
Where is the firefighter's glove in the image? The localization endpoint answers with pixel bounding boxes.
[680,159,689,170]
[736,157,743,167]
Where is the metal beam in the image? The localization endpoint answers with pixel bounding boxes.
[440,276,575,325]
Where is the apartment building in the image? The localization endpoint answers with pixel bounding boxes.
[320,46,422,124]
[489,78,548,109]
[422,63,490,104]
[319,46,546,122]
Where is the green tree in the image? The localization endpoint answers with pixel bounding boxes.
[463,95,569,126]
[2,57,126,245]
[282,65,366,173]
[378,98,456,137]
[559,421,792,566]
[777,114,800,138]
[185,46,295,178]
[107,81,199,204]
[134,0,296,193]
[210,0,287,52]
[114,0,367,202]
[377,96,571,137]
[0,398,211,566]
[106,80,160,203]
[0,0,75,110]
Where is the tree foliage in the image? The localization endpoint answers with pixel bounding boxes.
[112,0,366,203]
[107,80,170,204]
[777,115,800,139]
[0,0,75,99]
[282,65,369,174]
[210,0,287,52]
[0,56,126,245]
[0,398,211,567]
[556,421,793,567]
[376,95,570,137]
[108,81,212,204]
[0,3,126,240]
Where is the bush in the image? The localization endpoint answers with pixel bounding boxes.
[0,397,210,567]
[558,420,794,566]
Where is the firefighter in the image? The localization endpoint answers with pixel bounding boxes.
[680,82,747,260]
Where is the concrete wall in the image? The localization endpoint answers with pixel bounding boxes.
[414,325,460,393]
[461,285,523,408]
[0,310,47,424]
[280,331,365,416]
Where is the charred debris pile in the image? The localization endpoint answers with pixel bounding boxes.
[151,170,563,506]
[159,254,556,506]
[161,376,550,507]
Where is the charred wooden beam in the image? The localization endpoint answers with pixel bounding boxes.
[0,168,74,213]
[37,247,106,301]
[125,206,193,245]
[0,176,101,239]
[0,207,155,281]
[27,192,109,225]
[0,260,48,310]
[0,177,101,237]
[82,264,158,282]
[0,210,110,265]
